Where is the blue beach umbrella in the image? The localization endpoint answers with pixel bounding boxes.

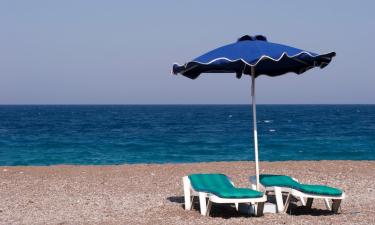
[172,35,335,190]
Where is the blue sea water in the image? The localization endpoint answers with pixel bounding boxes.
[0,105,374,166]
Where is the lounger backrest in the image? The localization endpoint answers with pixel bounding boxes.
[260,174,343,196]
[188,174,234,192]
[259,174,300,189]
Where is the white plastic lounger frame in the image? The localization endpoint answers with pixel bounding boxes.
[250,176,345,213]
[183,176,267,217]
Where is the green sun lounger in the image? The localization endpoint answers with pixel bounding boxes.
[183,174,267,216]
[250,174,345,213]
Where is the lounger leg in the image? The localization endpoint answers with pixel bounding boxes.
[324,198,332,211]
[206,200,212,216]
[191,196,195,206]
[183,177,192,210]
[199,192,207,216]
[255,202,264,217]
[235,203,239,211]
[283,194,291,213]
[306,198,314,208]
[274,187,284,212]
[331,199,341,213]
[300,197,306,206]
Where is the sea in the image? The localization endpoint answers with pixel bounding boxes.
[0,105,374,166]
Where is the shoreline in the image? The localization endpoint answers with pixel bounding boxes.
[2,159,374,167]
[1,160,374,224]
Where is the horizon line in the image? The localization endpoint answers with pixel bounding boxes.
[0,103,374,106]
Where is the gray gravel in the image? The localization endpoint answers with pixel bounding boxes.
[0,161,374,225]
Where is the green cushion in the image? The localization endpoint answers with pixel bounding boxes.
[189,173,263,199]
[260,174,301,189]
[298,184,343,196]
[259,174,343,197]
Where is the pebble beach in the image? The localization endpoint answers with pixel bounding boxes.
[1,161,374,225]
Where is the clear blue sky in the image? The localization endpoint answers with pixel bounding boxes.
[1,0,374,104]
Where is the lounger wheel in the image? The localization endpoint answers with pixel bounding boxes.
[331,199,341,213]
[255,202,264,217]
[306,198,313,208]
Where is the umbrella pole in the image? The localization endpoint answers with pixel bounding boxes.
[251,67,260,191]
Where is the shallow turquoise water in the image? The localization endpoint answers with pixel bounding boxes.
[0,105,374,165]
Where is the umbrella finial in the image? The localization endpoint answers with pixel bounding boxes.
[255,35,267,41]
[238,35,254,42]
[238,35,267,42]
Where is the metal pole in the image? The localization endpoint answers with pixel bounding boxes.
[251,66,260,191]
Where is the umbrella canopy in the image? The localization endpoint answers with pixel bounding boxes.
[172,35,335,190]
[172,35,335,79]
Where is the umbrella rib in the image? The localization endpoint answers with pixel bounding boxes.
[242,63,247,74]
[291,57,309,66]
[180,64,198,74]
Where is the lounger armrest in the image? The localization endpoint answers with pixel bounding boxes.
[291,177,299,182]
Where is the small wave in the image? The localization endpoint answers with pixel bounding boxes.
[0,129,8,133]
[110,129,122,132]
[269,129,276,132]
[228,115,232,118]
[264,120,273,123]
